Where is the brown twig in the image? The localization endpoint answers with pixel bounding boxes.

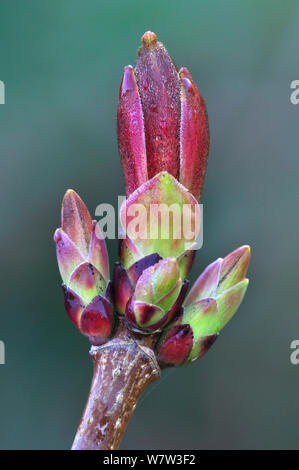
[72,319,161,450]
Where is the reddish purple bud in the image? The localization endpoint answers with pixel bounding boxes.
[80,295,114,346]
[117,32,209,201]
[157,324,193,368]
[112,262,134,315]
[117,66,148,196]
[135,32,181,180]
[127,253,162,285]
[62,285,113,345]
[179,68,209,201]
[124,295,137,326]
[104,280,113,305]
[62,284,85,329]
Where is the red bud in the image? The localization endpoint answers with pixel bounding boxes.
[157,324,193,368]
[117,32,209,201]
[112,262,134,315]
[179,68,209,201]
[80,295,114,346]
[135,32,181,180]
[117,66,148,195]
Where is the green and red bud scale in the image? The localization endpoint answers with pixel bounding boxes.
[54,31,250,369]
[119,171,200,262]
[125,257,187,332]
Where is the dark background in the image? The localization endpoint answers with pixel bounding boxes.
[0,0,298,449]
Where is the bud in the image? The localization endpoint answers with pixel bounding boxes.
[185,245,251,316]
[216,245,251,296]
[179,68,209,201]
[54,190,113,345]
[117,31,209,201]
[114,171,199,318]
[119,171,201,260]
[157,324,193,368]
[124,258,188,333]
[113,253,161,315]
[156,246,250,366]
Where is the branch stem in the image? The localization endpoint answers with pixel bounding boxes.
[72,321,161,450]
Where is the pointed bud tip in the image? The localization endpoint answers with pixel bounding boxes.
[60,188,92,256]
[226,244,251,272]
[240,245,251,268]
[179,67,189,76]
[233,244,251,257]
[62,189,80,204]
[241,244,251,258]
[61,188,86,222]
[222,244,251,272]
[179,67,197,82]
[180,68,196,99]
[179,67,192,84]
[141,31,157,47]
[53,228,61,243]
[119,65,136,98]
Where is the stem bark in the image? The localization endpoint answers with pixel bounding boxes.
[72,321,161,450]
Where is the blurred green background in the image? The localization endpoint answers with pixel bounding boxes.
[0,0,298,449]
